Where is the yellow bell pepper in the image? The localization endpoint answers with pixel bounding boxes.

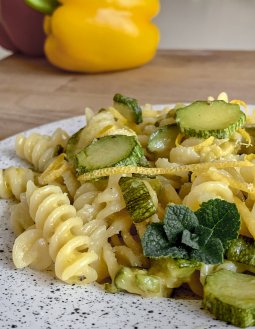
[27,0,160,73]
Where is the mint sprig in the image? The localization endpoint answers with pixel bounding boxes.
[142,199,240,264]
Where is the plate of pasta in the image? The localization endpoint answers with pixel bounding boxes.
[1,92,255,329]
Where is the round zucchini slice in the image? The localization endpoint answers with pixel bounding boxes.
[203,269,255,328]
[147,124,180,157]
[176,100,246,139]
[75,135,147,175]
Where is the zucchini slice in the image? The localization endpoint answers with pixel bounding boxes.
[75,135,147,175]
[113,93,143,124]
[119,176,157,222]
[114,267,171,297]
[176,100,246,139]
[66,127,84,164]
[147,124,180,157]
[203,270,255,328]
[225,236,255,266]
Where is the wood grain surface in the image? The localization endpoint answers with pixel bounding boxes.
[0,50,255,140]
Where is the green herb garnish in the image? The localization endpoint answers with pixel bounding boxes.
[142,199,240,264]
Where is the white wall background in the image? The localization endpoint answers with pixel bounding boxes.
[0,0,255,59]
[155,0,255,50]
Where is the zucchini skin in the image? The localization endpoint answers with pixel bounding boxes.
[113,93,143,124]
[114,267,171,297]
[203,296,255,328]
[203,270,255,328]
[176,100,246,139]
[225,236,255,266]
[66,127,84,164]
[119,177,157,222]
[75,135,147,176]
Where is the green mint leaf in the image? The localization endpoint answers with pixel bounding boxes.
[163,204,199,244]
[195,199,240,249]
[191,238,224,264]
[181,230,200,249]
[142,223,188,258]
[142,199,240,265]
[194,225,213,247]
[142,224,168,257]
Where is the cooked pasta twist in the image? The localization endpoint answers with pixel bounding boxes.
[73,210,148,282]
[0,167,36,201]
[37,154,80,199]
[12,181,98,284]
[12,226,52,270]
[93,175,126,222]
[73,176,147,281]
[73,182,105,223]
[15,128,69,172]
[170,136,241,165]
[77,110,120,149]
[109,212,149,269]
[73,176,126,281]
[182,171,254,238]
[74,175,126,223]
[183,179,234,211]
[10,194,34,236]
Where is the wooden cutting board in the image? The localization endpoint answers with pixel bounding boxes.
[0,50,255,140]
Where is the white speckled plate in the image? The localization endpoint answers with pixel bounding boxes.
[0,105,254,329]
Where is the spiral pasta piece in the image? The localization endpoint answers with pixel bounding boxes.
[76,110,120,151]
[15,128,69,172]
[74,175,125,224]
[0,167,36,200]
[170,135,241,165]
[10,194,34,236]
[62,170,80,198]
[94,175,126,222]
[73,182,104,223]
[73,176,146,281]
[12,181,98,284]
[12,227,52,270]
[183,180,234,211]
[109,212,148,269]
[55,236,98,284]
[81,211,147,282]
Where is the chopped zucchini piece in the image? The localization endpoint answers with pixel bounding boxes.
[145,177,162,195]
[113,93,143,124]
[75,135,147,175]
[203,270,255,328]
[147,124,180,157]
[226,236,255,266]
[119,176,157,222]
[114,267,171,297]
[66,127,84,163]
[104,282,119,293]
[176,100,246,139]
[149,258,199,289]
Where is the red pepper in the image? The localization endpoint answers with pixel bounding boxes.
[0,0,45,56]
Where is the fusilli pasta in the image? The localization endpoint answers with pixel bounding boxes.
[13,182,98,284]
[15,128,69,172]
[0,167,36,201]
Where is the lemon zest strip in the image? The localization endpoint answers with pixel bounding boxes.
[78,161,252,181]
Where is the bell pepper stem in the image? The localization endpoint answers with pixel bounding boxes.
[24,0,59,15]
